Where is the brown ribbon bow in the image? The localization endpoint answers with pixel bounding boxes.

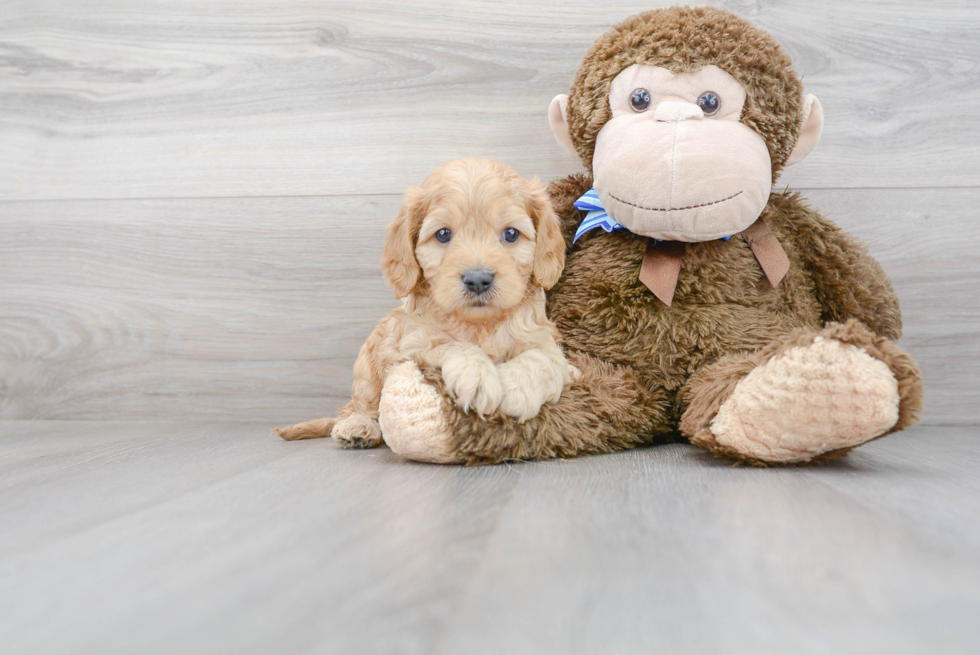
[638,217,790,306]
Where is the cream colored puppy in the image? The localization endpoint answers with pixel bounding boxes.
[277,158,575,448]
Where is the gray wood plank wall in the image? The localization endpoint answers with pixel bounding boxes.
[2,1,978,424]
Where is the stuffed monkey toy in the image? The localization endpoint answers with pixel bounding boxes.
[378,6,923,465]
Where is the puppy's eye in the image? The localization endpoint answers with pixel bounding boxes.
[501,227,520,243]
[697,91,720,116]
[434,228,452,244]
[630,88,651,112]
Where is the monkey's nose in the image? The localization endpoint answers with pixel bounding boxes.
[461,268,495,295]
[655,101,704,122]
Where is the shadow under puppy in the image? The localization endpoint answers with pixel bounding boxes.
[277,158,576,459]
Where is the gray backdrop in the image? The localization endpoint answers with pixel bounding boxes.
[1,0,977,425]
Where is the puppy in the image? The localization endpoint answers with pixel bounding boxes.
[277,158,576,448]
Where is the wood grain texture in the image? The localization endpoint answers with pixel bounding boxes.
[0,421,978,654]
[0,195,401,421]
[2,188,977,423]
[1,0,978,200]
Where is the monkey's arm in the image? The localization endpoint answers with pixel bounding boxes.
[420,350,672,464]
[778,194,903,340]
[547,173,595,249]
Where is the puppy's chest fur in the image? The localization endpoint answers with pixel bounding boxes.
[382,298,552,368]
[547,199,822,391]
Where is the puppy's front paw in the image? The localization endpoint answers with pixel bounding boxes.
[498,381,544,424]
[442,353,502,416]
[332,414,383,449]
[497,365,553,423]
[496,352,574,423]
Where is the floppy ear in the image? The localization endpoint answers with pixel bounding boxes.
[381,186,426,298]
[523,177,566,289]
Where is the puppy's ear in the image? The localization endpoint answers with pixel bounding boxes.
[381,186,426,297]
[523,177,566,289]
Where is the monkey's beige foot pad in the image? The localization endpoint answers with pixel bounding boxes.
[379,361,463,464]
[710,336,901,463]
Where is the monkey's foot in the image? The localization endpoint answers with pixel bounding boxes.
[379,361,462,464]
[710,335,900,463]
[682,321,922,465]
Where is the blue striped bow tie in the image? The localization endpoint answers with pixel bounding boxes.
[571,187,786,306]
[573,188,624,243]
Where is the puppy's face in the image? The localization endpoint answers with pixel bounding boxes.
[382,158,565,323]
[415,177,537,321]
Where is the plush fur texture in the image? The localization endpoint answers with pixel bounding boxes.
[711,340,899,462]
[405,350,674,466]
[565,6,805,181]
[379,361,462,463]
[681,320,922,465]
[388,176,921,465]
[358,8,924,466]
[277,158,575,446]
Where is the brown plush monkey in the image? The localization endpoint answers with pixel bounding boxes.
[378,6,923,465]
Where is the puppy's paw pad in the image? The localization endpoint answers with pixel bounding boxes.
[379,362,461,464]
[711,337,900,463]
[332,415,383,449]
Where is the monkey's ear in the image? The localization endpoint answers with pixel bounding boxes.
[381,186,426,298]
[549,94,578,158]
[524,177,566,289]
[786,94,824,166]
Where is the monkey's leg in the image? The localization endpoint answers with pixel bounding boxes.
[680,320,922,465]
[379,351,672,465]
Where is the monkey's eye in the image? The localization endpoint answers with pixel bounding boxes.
[629,88,652,112]
[697,91,720,116]
[501,227,520,243]
[435,228,452,244]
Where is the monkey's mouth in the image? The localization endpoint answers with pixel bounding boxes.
[608,190,743,212]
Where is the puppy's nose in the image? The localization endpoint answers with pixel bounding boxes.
[461,268,495,295]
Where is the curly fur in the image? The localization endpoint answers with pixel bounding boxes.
[565,6,805,181]
[277,158,575,444]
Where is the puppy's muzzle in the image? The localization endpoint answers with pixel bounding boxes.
[461,268,495,296]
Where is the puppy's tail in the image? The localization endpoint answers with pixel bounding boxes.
[276,417,336,441]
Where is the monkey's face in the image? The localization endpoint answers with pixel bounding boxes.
[591,65,772,242]
[548,7,824,244]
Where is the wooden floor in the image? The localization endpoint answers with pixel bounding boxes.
[1,421,978,654]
